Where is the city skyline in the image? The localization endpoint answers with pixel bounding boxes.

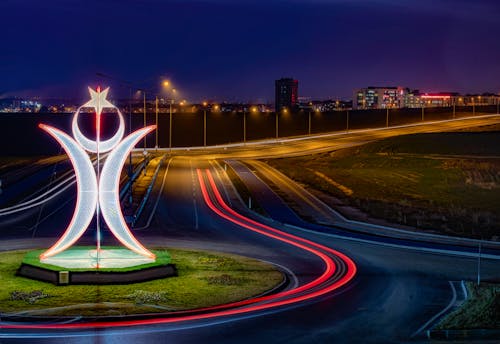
[1,0,500,102]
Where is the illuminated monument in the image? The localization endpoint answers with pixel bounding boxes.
[38,87,156,269]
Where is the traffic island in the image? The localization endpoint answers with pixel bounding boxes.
[1,248,285,318]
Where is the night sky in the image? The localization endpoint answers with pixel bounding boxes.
[1,0,499,102]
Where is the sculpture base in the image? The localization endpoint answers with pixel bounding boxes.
[40,248,155,269]
[17,247,176,285]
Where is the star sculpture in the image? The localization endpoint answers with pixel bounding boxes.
[83,86,114,116]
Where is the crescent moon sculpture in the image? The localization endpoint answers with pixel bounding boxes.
[72,106,125,153]
[39,86,156,265]
[39,124,98,259]
[99,126,156,259]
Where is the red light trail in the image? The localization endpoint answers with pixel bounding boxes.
[1,168,356,331]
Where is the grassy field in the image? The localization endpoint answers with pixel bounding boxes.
[268,128,500,239]
[436,282,500,329]
[0,248,283,317]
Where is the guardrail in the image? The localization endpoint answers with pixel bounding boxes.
[131,155,166,227]
[119,157,147,201]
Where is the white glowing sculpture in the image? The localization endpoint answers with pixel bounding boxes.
[39,86,156,265]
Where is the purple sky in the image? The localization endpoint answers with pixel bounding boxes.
[1,0,499,102]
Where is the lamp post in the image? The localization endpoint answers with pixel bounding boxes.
[453,97,456,119]
[243,108,247,144]
[277,108,286,139]
[161,81,176,153]
[169,99,173,153]
[386,107,389,127]
[128,88,133,204]
[346,110,349,132]
[202,101,208,147]
[142,90,147,151]
[155,96,159,150]
[308,110,312,135]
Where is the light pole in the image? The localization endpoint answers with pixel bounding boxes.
[161,81,176,153]
[386,107,389,127]
[277,108,285,139]
[346,110,349,132]
[169,99,173,153]
[243,109,247,144]
[202,101,208,147]
[155,96,159,150]
[308,110,312,135]
[142,90,147,151]
[128,88,133,204]
[453,97,456,119]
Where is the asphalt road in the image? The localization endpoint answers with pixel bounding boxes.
[1,115,500,343]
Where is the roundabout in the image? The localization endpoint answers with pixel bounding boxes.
[0,168,357,332]
[1,247,285,317]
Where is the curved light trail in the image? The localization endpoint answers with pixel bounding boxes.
[1,167,356,332]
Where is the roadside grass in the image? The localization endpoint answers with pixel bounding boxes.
[436,282,500,329]
[268,130,500,239]
[0,248,283,316]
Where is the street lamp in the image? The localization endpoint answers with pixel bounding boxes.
[202,102,208,147]
[155,95,159,151]
[277,108,287,139]
[346,109,350,132]
[386,106,389,127]
[246,106,258,144]
[161,81,177,152]
[140,90,147,152]
[310,107,320,135]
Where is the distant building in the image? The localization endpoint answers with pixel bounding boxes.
[0,98,41,113]
[275,78,298,111]
[353,86,406,110]
[298,99,351,111]
[404,89,424,108]
[419,93,456,107]
[352,85,500,109]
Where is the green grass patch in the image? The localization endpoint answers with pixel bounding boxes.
[436,282,500,329]
[0,248,283,317]
[268,131,500,239]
